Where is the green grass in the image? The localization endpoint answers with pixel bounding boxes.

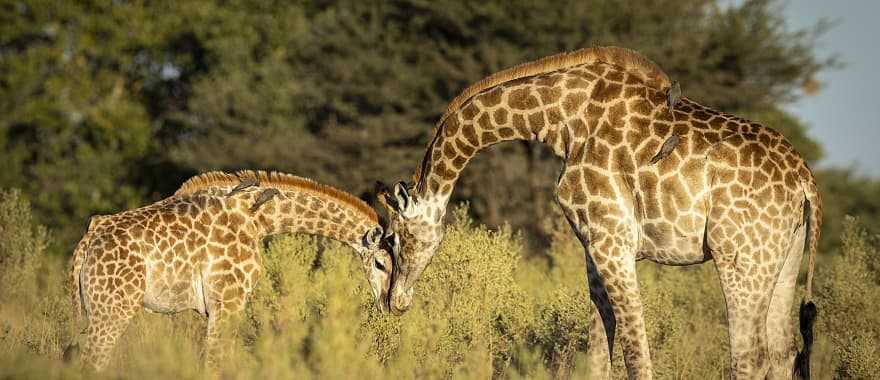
[1,191,877,379]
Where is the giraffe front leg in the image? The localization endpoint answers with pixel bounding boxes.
[557,197,651,379]
[585,252,614,379]
[588,235,653,380]
[204,299,246,371]
[203,275,251,372]
[557,199,615,378]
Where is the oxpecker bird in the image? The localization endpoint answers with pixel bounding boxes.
[666,81,681,113]
[227,177,260,196]
[650,134,681,164]
[249,188,281,212]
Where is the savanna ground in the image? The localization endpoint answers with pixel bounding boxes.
[1,190,878,379]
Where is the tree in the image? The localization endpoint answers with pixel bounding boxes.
[0,0,844,253]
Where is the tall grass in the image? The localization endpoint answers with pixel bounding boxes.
[0,190,877,378]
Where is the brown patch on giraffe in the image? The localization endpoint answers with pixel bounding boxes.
[456,138,476,156]
[606,70,624,82]
[477,112,492,130]
[461,123,480,146]
[562,92,588,116]
[444,117,460,137]
[591,79,623,103]
[569,118,588,139]
[498,127,515,139]
[570,174,587,205]
[442,141,457,158]
[569,142,585,163]
[435,161,456,181]
[586,103,605,128]
[512,114,530,137]
[461,102,480,120]
[613,146,637,174]
[623,85,648,99]
[583,167,616,199]
[508,88,540,110]
[625,116,650,143]
[565,77,591,89]
[527,112,545,135]
[493,108,508,125]
[451,156,467,169]
[692,109,712,121]
[481,131,499,145]
[628,97,654,116]
[537,86,563,104]
[597,121,623,146]
[477,87,504,107]
[585,64,607,77]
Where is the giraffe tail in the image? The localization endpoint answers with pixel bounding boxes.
[69,227,92,320]
[65,216,99,362]
[795,175,821,380]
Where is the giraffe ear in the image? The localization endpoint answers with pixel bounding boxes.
[362,226,384,248]
[384,231,400,257]
[392,181,412,213]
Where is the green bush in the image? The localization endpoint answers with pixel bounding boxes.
[814,217,880,378]
[1,201,878,378]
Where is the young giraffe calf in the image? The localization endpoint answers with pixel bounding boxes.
[68,170,398,372]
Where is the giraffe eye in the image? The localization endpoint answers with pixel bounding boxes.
[374,258,386,272]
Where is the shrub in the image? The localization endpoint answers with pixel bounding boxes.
[1,202,878,378]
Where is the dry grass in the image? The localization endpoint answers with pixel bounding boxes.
[0,191,876,379]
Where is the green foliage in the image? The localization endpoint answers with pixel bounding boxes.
[0,189,46,276]
[0,189,74,375]
[815,217,880,378]
[1,0,845,253]
[816,169,880,252]
[3,203,878,378]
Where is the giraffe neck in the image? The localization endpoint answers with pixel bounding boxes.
[414,62,666,209]
[251,189,377,247]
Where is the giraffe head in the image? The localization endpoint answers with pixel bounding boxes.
[356,225,399,313]
[377,181,445,315]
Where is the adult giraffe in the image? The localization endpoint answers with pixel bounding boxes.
[378,47,819,379]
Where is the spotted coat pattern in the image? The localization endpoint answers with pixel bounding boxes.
[69,174,390,372]
[381,48,821,379]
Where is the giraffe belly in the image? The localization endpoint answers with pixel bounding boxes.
[637,216,710,266]
[143,261,202,314]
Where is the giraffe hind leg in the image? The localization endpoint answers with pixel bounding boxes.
[766,221,807,379]
[81,286,142,372]
[711,239,780,379]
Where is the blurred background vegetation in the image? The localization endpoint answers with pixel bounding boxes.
[1,0,877,255]
[1,0,880,377]
[1,194,878,378]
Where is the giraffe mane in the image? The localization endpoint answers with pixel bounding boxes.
[413,46,672,187]
[175,170,378,224]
